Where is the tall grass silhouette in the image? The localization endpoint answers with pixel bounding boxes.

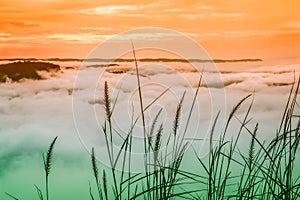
[6,136,58,200]
[35,136,58,200]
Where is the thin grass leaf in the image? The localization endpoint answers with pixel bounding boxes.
[103,170,108,200]
[143,87,170,112]
[91,148,104,200]
[183,76,202,135]
[224,94,252,133]
[5,192,20,200]
[131,41,146,134]
[89,182,95,200]
[91,148,99,183]
[34,185,44,200]
[131,41,151,199]
[210,111,221,151]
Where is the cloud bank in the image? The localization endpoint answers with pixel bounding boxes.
[0,60,299,199]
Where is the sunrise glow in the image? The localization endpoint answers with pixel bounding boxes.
[0,0,299,59]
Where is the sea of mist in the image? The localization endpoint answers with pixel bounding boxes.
[0,58,299,199]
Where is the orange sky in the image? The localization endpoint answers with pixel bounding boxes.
[0,0,299,60]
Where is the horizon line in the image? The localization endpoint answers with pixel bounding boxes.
[0,57,263,63]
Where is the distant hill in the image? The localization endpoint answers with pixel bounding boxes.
[0,61,60,82]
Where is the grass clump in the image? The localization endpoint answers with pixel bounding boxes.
[88,44,195,200]
[86,47,299,199]
[87,71,299,200]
